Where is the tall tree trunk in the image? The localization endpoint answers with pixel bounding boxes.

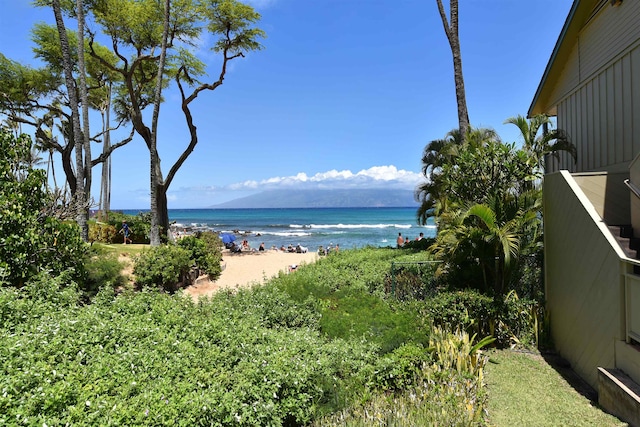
[149,0,171,246]
[51,0,85,238]
[49,149,58,189]
[157,182,170,242]
[436,0,470,142]
[99,85,112,218]
[76,0,91,240]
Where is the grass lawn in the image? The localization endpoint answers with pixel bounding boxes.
[92,242,147,257]
[484,350,628,426]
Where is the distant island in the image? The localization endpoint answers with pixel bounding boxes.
[209,189,419,209]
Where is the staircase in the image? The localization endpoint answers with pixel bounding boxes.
[603,224,640,425]
[608,224,640,273]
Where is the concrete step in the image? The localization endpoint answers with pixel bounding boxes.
[598,367,640,426]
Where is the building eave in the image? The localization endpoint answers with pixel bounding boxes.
[528,0,604,117]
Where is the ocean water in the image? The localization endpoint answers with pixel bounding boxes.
[124,207,436,251]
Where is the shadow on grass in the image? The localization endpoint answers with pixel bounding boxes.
[541,351,598,403]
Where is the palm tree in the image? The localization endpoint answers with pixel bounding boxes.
[431,198,538,296]
[419,126,544,295]
[415,127,502,224]
[415,133,458,224]
[76,0,92,208]
[505,114,576,172]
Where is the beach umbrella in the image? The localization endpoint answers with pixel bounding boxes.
[220,233,236,244]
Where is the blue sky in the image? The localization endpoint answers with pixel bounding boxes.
[0,0,573,209]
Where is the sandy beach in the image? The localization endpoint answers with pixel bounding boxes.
[184,249,319,299]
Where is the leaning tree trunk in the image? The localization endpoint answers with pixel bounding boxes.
[436,0,470,142]
[52,0,86,239]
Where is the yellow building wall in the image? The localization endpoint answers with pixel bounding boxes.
[573,171,630,225]
[544,171,626,388]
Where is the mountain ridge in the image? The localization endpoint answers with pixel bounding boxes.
[209,189,419,209]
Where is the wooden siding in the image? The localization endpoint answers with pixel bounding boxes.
[552,47,640,173]
[551,1,640,107]
[544,171,625,388]
[544,1,640,174]
[579,1,640,81]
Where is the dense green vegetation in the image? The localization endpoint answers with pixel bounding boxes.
[89,211,152,245]
[416,118,574,298]
[1,248,494,426]
[0,128,87,288]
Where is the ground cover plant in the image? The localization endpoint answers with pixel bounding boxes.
[314,326,490,427]
[0,285,380,425]
[0,247,495,426]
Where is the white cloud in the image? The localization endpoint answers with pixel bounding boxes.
[182,165,425,193]
[155,165,427,208]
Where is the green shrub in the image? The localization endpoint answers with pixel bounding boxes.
[177,234,222,280]
[492,291,547,349]
[88,222,118,243]
[0,246,492,425]
[401,237,435,251]
[0,289,381,426]
[133,245,192,292]
[96,211,151,244]
[230,285,321,329]
[384,261,441,301]
[365,343,431,392]
[0,271,80,332]
[314,326,490,427]
[0,129,87,287]
[422,289,544,349]
[197,230,224,253]
[422,290,494,338]
[318,289,429,353]
[84,251,127,296]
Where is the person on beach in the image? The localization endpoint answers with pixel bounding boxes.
[259,242,265,252]
[120,220,133,244]
[396,232,403,248]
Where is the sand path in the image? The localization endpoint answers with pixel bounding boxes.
[184,250,319,299]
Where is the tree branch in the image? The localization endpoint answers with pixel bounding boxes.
[91,128,135,166]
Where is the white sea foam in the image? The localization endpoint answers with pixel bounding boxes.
[263,231,313,237]
[308,223,413,230]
